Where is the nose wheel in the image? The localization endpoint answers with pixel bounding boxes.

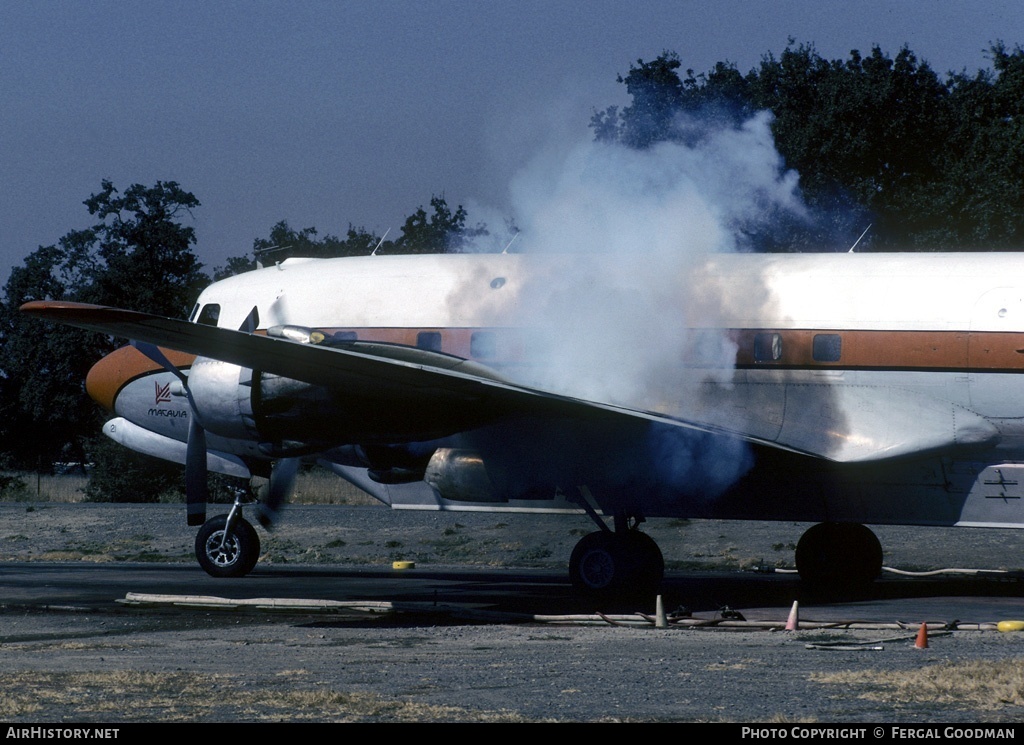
[195,513,261,578]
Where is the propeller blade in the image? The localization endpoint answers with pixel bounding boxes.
[256,457,300,529]
[185,415,209,526]
[239,306,259,334]
[133,340,209,526]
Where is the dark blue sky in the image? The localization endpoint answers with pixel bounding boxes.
[3,1,1022,283]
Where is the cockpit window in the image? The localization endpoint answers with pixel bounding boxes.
[196,304,221,327]
[188,303,200,323]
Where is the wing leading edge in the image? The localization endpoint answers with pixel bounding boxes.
[21,301,800,454]
[22,301,998,463]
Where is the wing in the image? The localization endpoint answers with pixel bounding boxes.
[22,301,998,463]
[22,301,799,452]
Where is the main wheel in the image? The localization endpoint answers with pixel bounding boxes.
[569,530,664,599]
[622,530,665,592]
[795,522,882,589]
[570,531,618,594]
[195,514,261,578]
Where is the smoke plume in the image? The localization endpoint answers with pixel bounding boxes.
[465,110,808,499]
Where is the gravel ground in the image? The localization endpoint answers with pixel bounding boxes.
[3,502,1024,723]
[3,501,1023,574]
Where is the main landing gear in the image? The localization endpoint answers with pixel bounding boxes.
[195,494,261,578]
[568,513,664,600]
[795,522,883,589]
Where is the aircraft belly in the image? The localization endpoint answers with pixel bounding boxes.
[948,462,1024,527]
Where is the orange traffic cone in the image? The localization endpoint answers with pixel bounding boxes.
[785,600,799,631]
[915,622,928,649]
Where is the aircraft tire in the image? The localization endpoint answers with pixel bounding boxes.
[795,522,882,589]
[569,530,664,600]
[622,530,665,595]
[195,515,261,578]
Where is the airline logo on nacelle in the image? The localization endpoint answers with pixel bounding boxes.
[155,381,171,404]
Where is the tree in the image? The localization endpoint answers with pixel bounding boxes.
[0,180,207,491]
[592,52,685,149]
[216,221,385,277]
[937,43,1024,249]
[593,42,1024,251]
[77,180,207,315]
[0,243,107,470]
[385,196,487,254]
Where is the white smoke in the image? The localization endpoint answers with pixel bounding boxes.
[461,109,808,499]
[506,110,804,410]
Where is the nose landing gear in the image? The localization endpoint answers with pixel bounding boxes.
[195,495,261,578]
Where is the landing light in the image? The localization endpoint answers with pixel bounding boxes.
[267,325,326,345]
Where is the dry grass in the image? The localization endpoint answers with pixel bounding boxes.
[287,467,378,505]
[813,658,1024,710]
[0,669,529,722]
[0,473,87,502]
[0,467,378,506]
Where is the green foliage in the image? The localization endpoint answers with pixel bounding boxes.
[79,180,207,316]
[387,196,487,254]
[83,436,184,503]
[226,196,493,275]
[593,42,1024,251]
[0,474,29,501]
[610,52,686,149]
[215,220,388,278]
[248,220,381,267]
[82,435,247,504]
[212,255,258,282]
[0,180,206,481]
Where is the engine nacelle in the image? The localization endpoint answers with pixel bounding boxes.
[424,448,505,502]
[186,357,259,441]
[188,355,350,453]
[187,355,465,453]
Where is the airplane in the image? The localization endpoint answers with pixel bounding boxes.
[20,250,1024,598]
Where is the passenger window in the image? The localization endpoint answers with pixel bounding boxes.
[812,334,842,362]
[196,304,220,326]
[753,332,782,362]
[417,331,442,352]
[470,331,497,359]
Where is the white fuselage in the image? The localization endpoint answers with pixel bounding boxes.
[191,252,1024,459]
[96,251,1024,528]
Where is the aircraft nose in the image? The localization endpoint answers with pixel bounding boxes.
[86,345,195,412]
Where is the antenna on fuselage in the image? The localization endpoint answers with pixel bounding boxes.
[371,228,391,256]
[254,244,293,269]
[502,230,520,254]
[847,224,872,253]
